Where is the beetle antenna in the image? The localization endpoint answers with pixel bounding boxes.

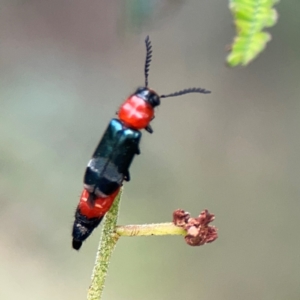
[144,36,152,87]
[160,87,211,98]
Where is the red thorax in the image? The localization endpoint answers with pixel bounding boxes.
[118,95,154,130]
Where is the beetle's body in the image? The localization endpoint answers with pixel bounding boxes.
[71,36,211,250]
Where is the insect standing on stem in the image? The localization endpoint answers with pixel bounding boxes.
[72,36,211,250]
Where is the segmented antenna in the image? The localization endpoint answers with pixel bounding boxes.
[160,87,211,98]
[144,36,152,87]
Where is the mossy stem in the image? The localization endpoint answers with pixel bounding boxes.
[87,189,123,300]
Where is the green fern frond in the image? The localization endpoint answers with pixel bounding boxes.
[227,0,279,67]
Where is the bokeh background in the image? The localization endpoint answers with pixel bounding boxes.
[1,1,299,299]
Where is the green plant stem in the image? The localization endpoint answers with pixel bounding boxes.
[87,189,123,300]
[116,223,186,236]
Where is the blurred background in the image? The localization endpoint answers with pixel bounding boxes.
[0,0,299,299]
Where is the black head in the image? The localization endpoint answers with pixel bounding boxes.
[135,87,160,108]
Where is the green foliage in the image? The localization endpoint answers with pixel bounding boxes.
[227,0,279,67]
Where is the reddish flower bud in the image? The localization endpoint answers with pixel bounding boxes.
[173,209,218,247]
[173,209,190,227]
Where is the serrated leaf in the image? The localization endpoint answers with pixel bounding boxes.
[227,0,279,67]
